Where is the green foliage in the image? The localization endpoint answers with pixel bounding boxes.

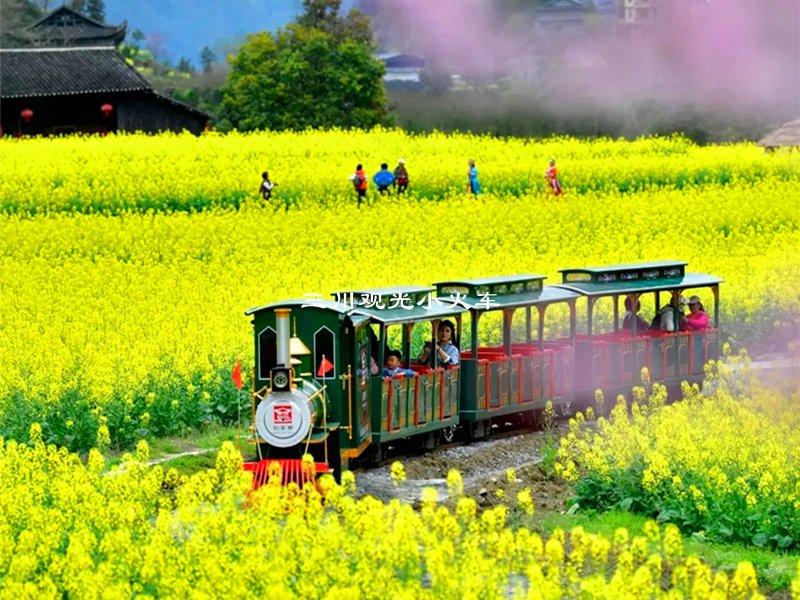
[200,45,216,74]
[297,0,373,44]
[85,0,104,22]
[539,510,800,593]
[0,0,41,47]
[221,0,388,132]
[222,24,388,131]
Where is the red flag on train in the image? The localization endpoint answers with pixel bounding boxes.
[231,360,243,391]
[317,355,333,377]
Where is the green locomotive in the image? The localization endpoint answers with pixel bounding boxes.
[243,261,722,484]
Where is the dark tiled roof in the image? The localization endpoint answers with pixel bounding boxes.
[28,6,118,32]
[0,47,151,98]
[10,6,126,47]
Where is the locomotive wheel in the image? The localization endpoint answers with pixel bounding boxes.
[523,411,539,429]
[369,443,384,467]
[440,424,458,444]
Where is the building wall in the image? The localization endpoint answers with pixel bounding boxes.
[117,94,206,135]
[0,92,206,137]
[0,94,117,136]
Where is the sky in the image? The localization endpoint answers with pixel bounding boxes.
[104,0,355,66]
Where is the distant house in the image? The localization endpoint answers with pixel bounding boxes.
[0,47,210,136]
[378,53,426,89]
[594,0,620,19]
[534,0,589,35]
[8,5,126,48]
[622,0,660,26]
[621,0,709,33]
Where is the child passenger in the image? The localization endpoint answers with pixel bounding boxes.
[383,349,416,378]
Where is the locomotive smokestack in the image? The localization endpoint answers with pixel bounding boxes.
[276,308,290,367]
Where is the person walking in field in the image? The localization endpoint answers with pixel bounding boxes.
[545,158,563,196]
[373,163,395,196]
[352,164,368,208]
[394,159,409,194]
[259,171,276,201]
[467,159,481,196]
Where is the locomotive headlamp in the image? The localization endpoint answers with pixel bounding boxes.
[271,367,291,392]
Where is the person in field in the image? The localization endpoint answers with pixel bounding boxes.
[352,164,368,208]
[259,171,276,200]
[467,159,481,196]
[394,159,409,194]
[545,158,563,196]
[373,163,395,195]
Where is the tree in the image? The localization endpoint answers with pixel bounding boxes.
[200,46,216,74]
[0,0,41,47]
[177,56,194,74]
[86,0,105,22]
[221,0,388,131]
[296,0,372,45]
[68,0,86,14]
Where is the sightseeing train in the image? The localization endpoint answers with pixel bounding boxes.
[243,261,722,484]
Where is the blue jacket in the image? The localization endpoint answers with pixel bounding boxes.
[373,169,395,188]
[383,366,416,378]
[468,166,481,194]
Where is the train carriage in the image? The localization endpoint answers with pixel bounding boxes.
[242,261,724,485]
[432,275,579,437]
[331,285,466,463]
[554,261,723,397]
[245,299,356,479]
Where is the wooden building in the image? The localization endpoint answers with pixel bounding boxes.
[0,47,210,136]
[8,5,126,48]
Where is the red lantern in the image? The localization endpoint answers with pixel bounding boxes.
[20,108,33,123]
[100,103,113,117]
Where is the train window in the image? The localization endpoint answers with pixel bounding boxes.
[494,284,508,295]
[313,327,336,379]
[412,321,433,361]
[258,327,277,380]
[591,296,617,334]
[510,282,525,295]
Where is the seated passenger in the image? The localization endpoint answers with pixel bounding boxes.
[417,319,460,367]
[383,349,417,378]
[651,295,687,332]
[621,295,649,333]
[684,295,709,331]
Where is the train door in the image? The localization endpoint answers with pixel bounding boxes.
[355,323,372,444]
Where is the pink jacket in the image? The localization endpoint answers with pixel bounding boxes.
[685,311,709,331]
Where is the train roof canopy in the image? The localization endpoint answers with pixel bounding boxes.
[433,275,579,310]
[245,298,352,316]
[330,285,434,306]
[247,293,466,324]
[555,261,723,296]
[351,301,466,324]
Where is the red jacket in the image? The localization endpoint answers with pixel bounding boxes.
[354,169,367,190]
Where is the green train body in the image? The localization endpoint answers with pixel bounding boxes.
[244,261,722,480]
